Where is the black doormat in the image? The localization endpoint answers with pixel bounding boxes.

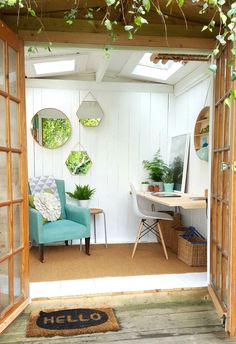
[26,307,120,337]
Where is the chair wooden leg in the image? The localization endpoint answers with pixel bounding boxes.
[65,240,69,246]
[85,238,90,256]
[39,244,44,263]
[132,220,144,258]
[157,222,169,260]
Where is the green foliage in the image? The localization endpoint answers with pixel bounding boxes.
[2,0,236,108]
[79,118,101,127]
[162,167,174,184]
[42,118,71,149]
[66,184,95,200]
[65,151,92,175]
[170,156,183,185]
[143,151,167,182]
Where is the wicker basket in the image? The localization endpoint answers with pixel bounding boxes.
[171,226,188,254]
[178,235,207,266]
[159,212,181,249]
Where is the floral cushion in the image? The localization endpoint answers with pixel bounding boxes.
[29,192,61,222]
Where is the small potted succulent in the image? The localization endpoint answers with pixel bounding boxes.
[66,184,95,207]
[162,167,174,193]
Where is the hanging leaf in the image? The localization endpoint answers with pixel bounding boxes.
[104,19,112,30]
[224,97,231,107]
[142,0,150,12]
[232,70,236,81]
[216,34,226,45]
[213,48,219,56]
[124,25,134,31]
[105,0,116,6]
[209,64,217,72]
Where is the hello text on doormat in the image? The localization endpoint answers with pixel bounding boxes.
[26,307,120,337]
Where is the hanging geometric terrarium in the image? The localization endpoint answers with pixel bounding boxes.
[76,92,104,127]
[65,151,92,175]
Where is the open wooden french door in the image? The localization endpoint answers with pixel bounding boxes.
[209,41,236,336]
[0,21,29,333]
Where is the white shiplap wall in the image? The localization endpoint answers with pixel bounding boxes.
[26,81,172,243]
[170,76,212,237]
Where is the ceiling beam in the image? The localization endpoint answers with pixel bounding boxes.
[2,16,217,39]
[96,56,111,82]
[19,29,215,50]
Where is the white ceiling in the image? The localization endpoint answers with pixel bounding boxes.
[24,45,209,85]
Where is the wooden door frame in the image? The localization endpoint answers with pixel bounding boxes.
[0,20,29,334]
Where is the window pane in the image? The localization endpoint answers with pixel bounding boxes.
[13,204,22,250]
[10,101,20,148]
[8,47,17,97]
[11,153,21,199]
[0,39,5,91]
[0,152,8,202]
[0,207,9,258]
[0,96,6,147]
[13,252,22,302]
[0,259,10,313]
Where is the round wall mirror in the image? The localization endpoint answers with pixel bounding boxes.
[31,108,72,149]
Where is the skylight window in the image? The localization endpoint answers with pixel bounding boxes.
[34,59,75,75]
[132,53,184,81]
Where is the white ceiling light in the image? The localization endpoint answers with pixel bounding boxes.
[132,53,184,81]
[34,59,75,75]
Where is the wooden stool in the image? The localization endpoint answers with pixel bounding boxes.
[90,208,108,248]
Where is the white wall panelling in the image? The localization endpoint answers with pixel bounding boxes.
[26,73,211,243]
[27,81,170,244]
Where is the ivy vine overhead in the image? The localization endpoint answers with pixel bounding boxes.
[0,0,235,104]
[0,0,221,50]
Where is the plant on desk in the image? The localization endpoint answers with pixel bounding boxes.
[66,184,95,207]
[162,167,174,193]
[143,150,166,192]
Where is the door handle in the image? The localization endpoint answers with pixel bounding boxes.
[220,162,236,172]
[220,162,230,172]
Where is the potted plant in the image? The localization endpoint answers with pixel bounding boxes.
[162,167,174,193]
[141,181,149,192]
[142,150,166,191]
[66,184,95,207]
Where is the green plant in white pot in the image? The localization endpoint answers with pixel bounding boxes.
[66,184,95,207]
[162,167,174,193]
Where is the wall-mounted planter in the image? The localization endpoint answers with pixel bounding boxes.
[77,92,104,127]
[65,151,92,175]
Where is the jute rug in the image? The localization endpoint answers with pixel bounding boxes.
[26,307,120,337]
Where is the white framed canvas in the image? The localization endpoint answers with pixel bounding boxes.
[169,133,190,193]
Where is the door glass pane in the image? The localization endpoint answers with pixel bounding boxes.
[11,153,21,199]
[0,96,6,147]
[10,101,20,148]
[0,152,8,202]
[13,204,22,250]
[13,252,22,301]
[0,39,5,91]
[8,47,17,97]
[0,259,10,312]
[0,207,9,258]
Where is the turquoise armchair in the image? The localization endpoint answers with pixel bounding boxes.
[29,179,90,262]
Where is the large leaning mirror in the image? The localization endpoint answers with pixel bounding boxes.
[31,108,72,149]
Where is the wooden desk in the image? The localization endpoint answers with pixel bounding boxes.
[137,192,206,210]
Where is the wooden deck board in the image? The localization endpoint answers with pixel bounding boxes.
[1,290,236,343]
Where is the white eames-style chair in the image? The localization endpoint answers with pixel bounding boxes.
[130,183,173,260]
